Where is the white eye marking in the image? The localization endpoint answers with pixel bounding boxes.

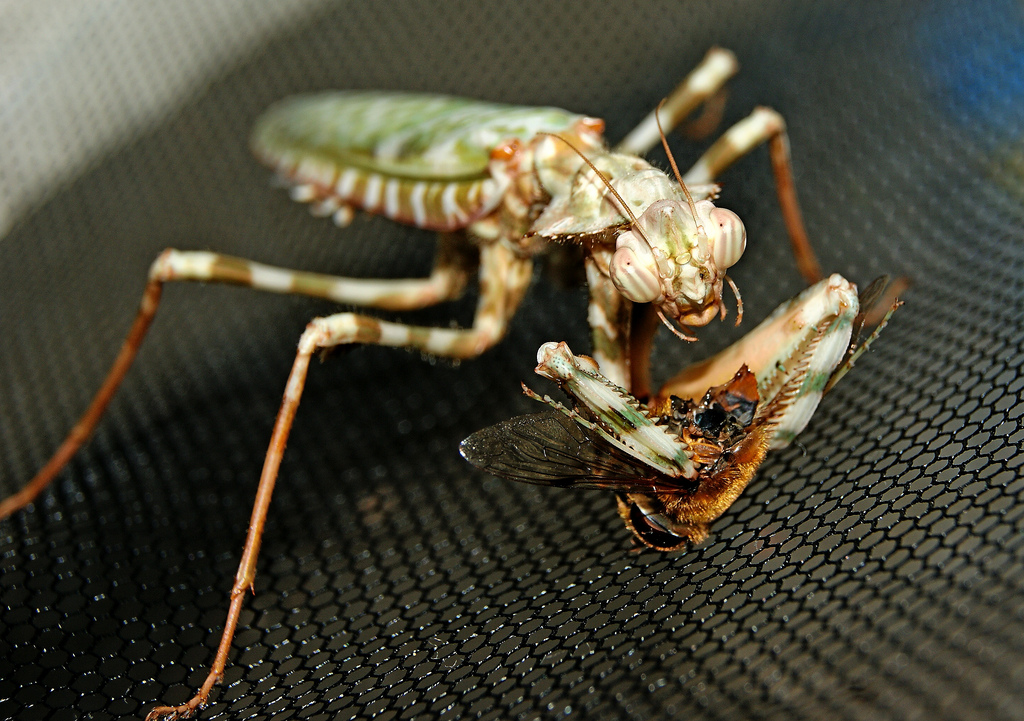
[709,207,746,269]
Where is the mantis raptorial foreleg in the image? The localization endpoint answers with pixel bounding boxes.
[550,48,738,394]
[590,49,822,406]
[0,233,478,519]
[584,254,634,391]
[590,114,824,399]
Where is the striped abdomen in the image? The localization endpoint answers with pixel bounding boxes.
[252,91,588,232]
[256,153,501,231]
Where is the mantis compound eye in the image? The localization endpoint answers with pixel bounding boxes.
[610,231,663,303]
[708,207,746,270]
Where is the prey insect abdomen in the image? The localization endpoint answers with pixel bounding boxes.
[251,91,590,231]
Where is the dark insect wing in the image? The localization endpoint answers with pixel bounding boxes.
[823,275,899,395]
[851,275,890,343]
[460,410,695,493]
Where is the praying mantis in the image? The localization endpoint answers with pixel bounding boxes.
[0,48,897,719]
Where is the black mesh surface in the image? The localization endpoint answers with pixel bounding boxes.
[2,2,1023,719]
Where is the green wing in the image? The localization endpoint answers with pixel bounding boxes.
[252,91,586,181]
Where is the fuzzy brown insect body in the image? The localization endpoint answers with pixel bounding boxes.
[462,277,898,552]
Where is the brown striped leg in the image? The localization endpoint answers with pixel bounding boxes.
[0,236,474,520]
[0,280,164,519]
[156,232,475,311]
[145,241,531,720]
[681,107,823,284]
[615,47,739,156]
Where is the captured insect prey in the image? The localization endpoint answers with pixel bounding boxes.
[461,275,898,551]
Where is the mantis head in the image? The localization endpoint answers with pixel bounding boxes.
[610,197,746,328]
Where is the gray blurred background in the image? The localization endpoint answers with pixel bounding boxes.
[1,2,1022,720]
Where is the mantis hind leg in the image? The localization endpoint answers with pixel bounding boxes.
[145,241,531,719]
[0,233,476,519]
[615,47,739,156]
[158,231,476,311]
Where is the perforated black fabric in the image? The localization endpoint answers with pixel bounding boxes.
[2,2,1023,720]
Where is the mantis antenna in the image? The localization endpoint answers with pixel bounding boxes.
[656,98,743,326]
[654,99,706,240]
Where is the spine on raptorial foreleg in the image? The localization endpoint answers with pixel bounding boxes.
[659,274,860,449]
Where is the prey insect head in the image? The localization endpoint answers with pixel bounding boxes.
[619,495,693,551]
